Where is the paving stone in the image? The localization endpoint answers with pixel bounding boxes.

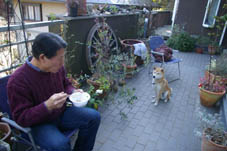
[133,143,145,151]
[93,52,210,151]
[137,133,151,146]
[133,125,145,137]
[125,135,138,148]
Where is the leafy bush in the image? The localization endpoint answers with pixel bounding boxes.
[195,36,210,47]
[166,32,196,52]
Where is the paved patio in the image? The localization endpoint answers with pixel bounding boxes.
[93,52,210,151]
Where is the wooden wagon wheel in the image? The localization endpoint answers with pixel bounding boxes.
[86,21,118,72]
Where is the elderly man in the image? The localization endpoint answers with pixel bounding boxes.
[7,32,101,151]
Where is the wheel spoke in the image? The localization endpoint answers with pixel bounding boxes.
[86,22,118,71]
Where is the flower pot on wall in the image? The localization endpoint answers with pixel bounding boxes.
[201,133,227,151]
[199,87,226,107]
[77,0,87,16]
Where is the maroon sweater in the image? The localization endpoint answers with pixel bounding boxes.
[7,63,74,127]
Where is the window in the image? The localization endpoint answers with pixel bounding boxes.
[202,0,221,28]
[22,3,42,21]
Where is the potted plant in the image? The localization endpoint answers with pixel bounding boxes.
[122,53,137,78]
[205,53,227,86]
[199,77,226,107]
[166,25,196,52]
[195,109,227,151]
[207,5,227,55]
[66,0,79,17]
[199,50,226,107]
[195,36,210,54]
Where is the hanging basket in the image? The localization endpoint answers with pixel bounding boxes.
[199,87,226,107]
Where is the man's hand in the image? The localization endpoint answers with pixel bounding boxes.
[44,92,68,111]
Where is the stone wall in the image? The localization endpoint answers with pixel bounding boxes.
[64,13,140,75]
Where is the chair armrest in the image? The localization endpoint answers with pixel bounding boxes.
[1,117,31,133]
[150,50,164,56]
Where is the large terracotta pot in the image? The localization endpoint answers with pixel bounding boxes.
[202,133,227,151]
[199,87,226,107]
[0,122,11,144]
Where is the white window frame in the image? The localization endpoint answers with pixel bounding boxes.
[22,3,42,21]
[202,0,221,28]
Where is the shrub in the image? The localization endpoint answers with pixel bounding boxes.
[166,32,196,52]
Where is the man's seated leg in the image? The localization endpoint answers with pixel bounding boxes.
[31,123,71,151]
[60,106,101,151]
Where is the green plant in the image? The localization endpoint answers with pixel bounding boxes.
[122,53,136,66]
[86,85,103,110]
[137,14,145,38]
[206,53,227,76]
[95,76,111,92]
[166,27,196,52]
[108,5,119,14]
[196,36,210,47]
[194,109,227,147]
[207,4,227,50]
[85,18,137,117]
[49,13,57,21]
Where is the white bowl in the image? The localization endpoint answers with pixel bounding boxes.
[69,92,90,107]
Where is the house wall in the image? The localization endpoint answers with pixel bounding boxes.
[13,0,66,32]
[42,2,66,21]
[174,0,226,48]
[174,0,207,35]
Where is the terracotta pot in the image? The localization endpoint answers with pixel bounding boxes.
[0,122,11,144]
[208,45,216,55]
[195,47,203,54]
[122,64,137,78]
[202,133,227,151]
[199,86,226,107]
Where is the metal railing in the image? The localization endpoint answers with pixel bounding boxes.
[0,20,65,75]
